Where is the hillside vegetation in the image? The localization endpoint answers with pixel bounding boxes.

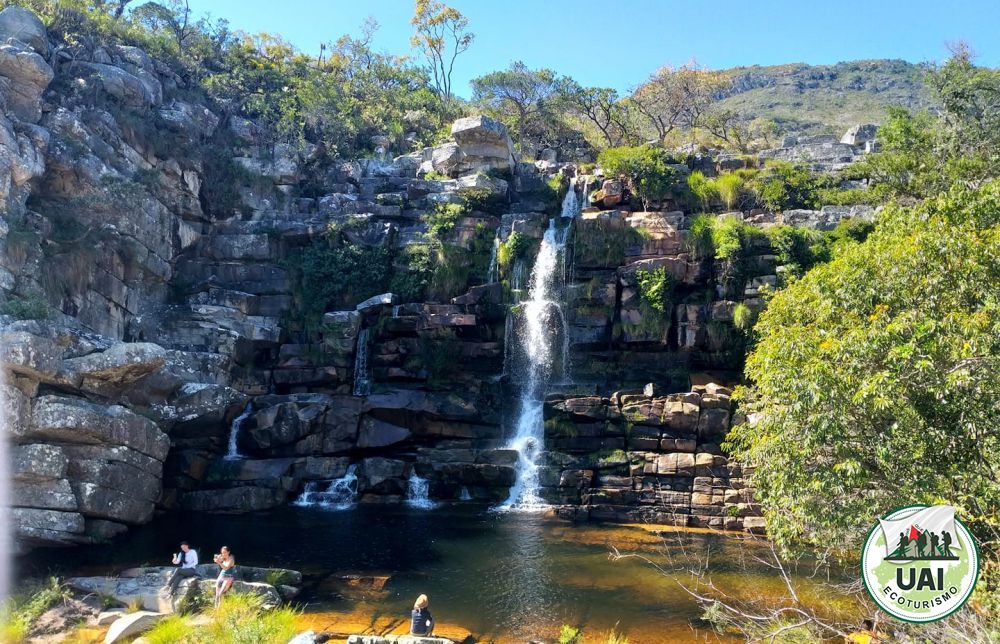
[716,59,934,134]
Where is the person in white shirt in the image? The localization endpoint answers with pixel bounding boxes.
[165,541,199,593]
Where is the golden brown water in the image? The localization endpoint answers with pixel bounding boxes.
[19,505,855,643]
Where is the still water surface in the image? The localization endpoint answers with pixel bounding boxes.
[19,505,851,642]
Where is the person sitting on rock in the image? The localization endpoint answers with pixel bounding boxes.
[165,541,199,595]
[213,546,237,607]
[410,593,434,636]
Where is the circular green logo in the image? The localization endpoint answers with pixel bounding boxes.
[861,504,980,622]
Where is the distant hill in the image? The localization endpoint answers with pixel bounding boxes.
[715,59,935,135]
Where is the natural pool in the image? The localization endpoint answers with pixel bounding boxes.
[18,505,853,643]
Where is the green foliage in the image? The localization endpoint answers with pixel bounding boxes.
[146,592,299,644]
[732,303,755,331]
[390,245,434,302]
[764,225,827,277]
[635,267,673,313]
[687,170,718,209]
[0,577,70,643]
[496,231,534,272]
[418,337,462,383]
[728,181,1000,573]
[748,161,828,211]
[462,186,508,216]
[714,172,745,210]
[286,239,392,323]
[559,625,583,644]
[422,203,464,239]
[145,615,195,644]
[597,145,680,209]
[573,219,646,268]
[686,214,716,259]
[0,293,49,320]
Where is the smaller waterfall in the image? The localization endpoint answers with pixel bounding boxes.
[223,402,253,460]
[560,180,579,218]
[294,465,358,510]
[405,472,436,509]
[581,178,591,209]
[459,486,472,501]
[510,261,526,292]
[353,327,372,396]
[392,304,402,318]
[486,227,501,283]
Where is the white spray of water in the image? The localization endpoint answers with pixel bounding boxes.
[353,327,372,397]
[405,472,437,509]
[223,401,253,460]
[486,227,501,284]
[294,465,359,510]
[498,205,572,511]
[459,486,472,501]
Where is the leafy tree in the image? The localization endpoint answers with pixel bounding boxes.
[728,181,1000,569]
[470,61,564,152]
[597,145,679,211]
[630,63,728,142]
[410,0,473,103]
[703,109,780,152]
[565,84,635,148]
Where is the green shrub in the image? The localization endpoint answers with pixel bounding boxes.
[715,173,746,210]
[598,145,680,209]
[287,240,392,322]
[732,302,755,331]
[686,214,716,259]
[0,294,49,320]
[205,592,299,644]
[144,615,195,644]
[764,225,826,275]
[748,160,828,211]
[559,625,583,644]
[635,267,673,313]
[390,245,434,302]
[687,170,718,209]
[422,203,464,239]
[0,578,70,643]
[496,231,535,271]
[463,187,508,216]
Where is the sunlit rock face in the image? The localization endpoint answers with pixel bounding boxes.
[2,5,893,551]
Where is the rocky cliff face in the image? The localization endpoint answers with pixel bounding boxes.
[1,7,867,551]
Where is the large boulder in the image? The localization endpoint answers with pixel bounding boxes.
[840,123,878,146]
[61,342,167,396]
[0,7,49,55]
[25,396,170,461]
[431,115,516,177]
[0,39,53,122]
[104,611,164,644]
[81,62,163,107]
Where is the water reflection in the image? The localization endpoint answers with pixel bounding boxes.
[16,506,850,642]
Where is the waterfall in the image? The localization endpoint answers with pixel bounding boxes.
[0,365,12,599]
[223,401,253,460]
[353,327,372,397]
[294,465,358,510]
[392,304,402,318]
[459,486,472,501]
[560,179,579,218]
[486,227,501,283]
[581,178,591,209]
[405,472,436,509]
[499,218,570,511]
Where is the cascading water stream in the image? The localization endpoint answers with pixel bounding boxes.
[223,401,253,460]
[353,327,372,396]
[499,186,577,510]
[405,472,437,509]
[294,465,359,510]
[486,227,501,283]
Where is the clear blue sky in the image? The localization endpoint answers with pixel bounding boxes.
[186,0,1000,98]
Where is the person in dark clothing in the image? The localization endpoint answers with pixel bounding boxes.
[410,594,434,636]
[165,542,199,594]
